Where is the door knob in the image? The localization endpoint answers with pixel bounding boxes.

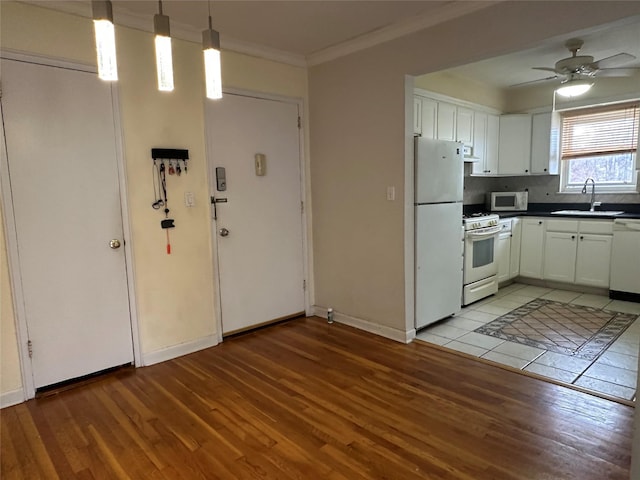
[219,228,229,237]
[109,239,121,249]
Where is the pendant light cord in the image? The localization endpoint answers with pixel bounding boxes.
[158,0,163,15]
[208,0,212,29]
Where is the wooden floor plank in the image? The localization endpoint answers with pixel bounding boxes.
[1,317,634,479]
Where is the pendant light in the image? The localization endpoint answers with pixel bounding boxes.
[92,0,118,81]
[202,0,223,99]
[154,0,174,91]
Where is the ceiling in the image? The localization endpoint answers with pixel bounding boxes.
[443,16,640,90]
[21,1,640,76]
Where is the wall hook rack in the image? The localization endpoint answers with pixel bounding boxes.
[151,148,189,173]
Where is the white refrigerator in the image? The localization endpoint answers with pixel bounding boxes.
[415,138,464,329]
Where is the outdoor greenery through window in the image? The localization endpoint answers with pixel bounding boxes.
[560,102,639,193]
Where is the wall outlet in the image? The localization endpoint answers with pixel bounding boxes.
[184,192,195,207]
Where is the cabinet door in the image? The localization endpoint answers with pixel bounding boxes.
[543,232,577,283]
[497,233,511,283]
[437,102,456,141]
[413,97,422,135]
[498,114,532,175]
[485,114,499,175]
[520,219,545,279]
[575,234,612,287]
[471,112,487,175]
[421,98,437,139]
[510,217,521,279]
[531,112,553,174]
[456,107,474,146]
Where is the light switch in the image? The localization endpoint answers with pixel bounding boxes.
[184,192,195,207]
[386,186,396,201]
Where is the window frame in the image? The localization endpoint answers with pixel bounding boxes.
[559,101,639,194]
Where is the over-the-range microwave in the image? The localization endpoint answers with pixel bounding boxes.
[488,191,528,212]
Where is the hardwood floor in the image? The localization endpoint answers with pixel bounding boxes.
[1,317,634,479]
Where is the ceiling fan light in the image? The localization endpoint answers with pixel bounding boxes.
[556,79,593,97]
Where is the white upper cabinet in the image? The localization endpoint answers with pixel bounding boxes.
[471,112,499,175]
[421,98,437,139]
[413,97,422,135]
[437,102,457,141]
[456,107,474,146]
[498,114,532,175]
[531,112,560,175]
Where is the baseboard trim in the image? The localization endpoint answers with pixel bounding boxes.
[142,335,219,367]
[1,388,25,409]
[312,306,415,344]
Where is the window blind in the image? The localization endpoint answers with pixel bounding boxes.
[561,103,639,160]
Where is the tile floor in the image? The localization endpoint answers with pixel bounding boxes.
[416,283,640,402]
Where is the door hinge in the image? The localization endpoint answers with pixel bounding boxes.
[303,280,306,291]
[297,116,301,129]
[27,340,33,358]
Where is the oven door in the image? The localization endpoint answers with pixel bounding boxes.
[464,227,500,284]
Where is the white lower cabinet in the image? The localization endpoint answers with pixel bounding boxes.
[519,218,545,279]
[497,222,511,283]
[518,217,613,288]
[509,217,521,278]
[575,234,612,287]
[543,232,577,282]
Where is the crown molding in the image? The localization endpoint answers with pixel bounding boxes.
[306,1,501,67]
[18,1,307,67]
[18,1,498,69]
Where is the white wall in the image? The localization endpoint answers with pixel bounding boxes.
[0,1,308,398]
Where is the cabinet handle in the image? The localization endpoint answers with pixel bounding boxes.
[580,235,584,240]
[544,168,547,172]
[525,169,529,173]
[571,235,575,240]
[538,221,542,225]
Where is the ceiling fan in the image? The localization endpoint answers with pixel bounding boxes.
[512,38,639,93]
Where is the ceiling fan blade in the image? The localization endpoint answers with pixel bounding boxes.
[591,52,636,69]
[510,75,558,88]
[532,67,559,73]
[596,67,640,77]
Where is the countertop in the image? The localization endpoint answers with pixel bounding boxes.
[464,203,640,220]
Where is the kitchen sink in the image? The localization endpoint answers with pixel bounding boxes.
[551,210,624,216]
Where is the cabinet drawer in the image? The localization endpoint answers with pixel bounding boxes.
[546,219,578,233]
[579,220,613,235]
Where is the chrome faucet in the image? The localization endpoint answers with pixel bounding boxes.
[581,177,597,211]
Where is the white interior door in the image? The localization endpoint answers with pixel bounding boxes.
[205,93,305,334]
[1,58,133,388]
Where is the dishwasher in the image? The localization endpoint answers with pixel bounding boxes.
[610,218,640,302]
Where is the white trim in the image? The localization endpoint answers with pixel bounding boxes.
[306,1,499,67]
[142,335,218,367]
[0,388,25,409]
[204,88,312,339]
[110,84,143,368]
[0,51,141,399]
[414,87,502,115]
[312,306,416,344]
[404,76,416,339]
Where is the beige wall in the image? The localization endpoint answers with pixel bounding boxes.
[415,71,506,111]
[0,1,307,397]
[309,1,640,334]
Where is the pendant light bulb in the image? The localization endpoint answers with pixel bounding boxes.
[154,1,174,92]
[92,1,118,81]
[202,12,222,99]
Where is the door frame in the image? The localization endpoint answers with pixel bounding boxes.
[0,50,142,400]
[203,88,312,342]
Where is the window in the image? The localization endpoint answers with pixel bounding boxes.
[559,102,639,193]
